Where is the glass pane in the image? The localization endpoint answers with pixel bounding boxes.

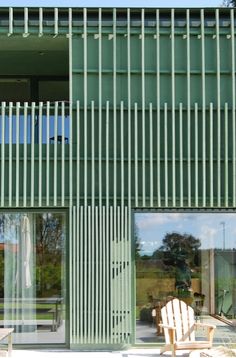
[0,212,66,344]
[135,212,236,346]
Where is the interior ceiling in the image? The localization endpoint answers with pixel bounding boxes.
[0,35,68,76]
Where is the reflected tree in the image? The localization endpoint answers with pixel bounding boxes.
[36,213,64,297]
[153,232,201,297]
[155,232,201,265]
[134,224,141,260]
[222,0,236,6]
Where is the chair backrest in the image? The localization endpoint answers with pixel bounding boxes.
[161,298,195,344]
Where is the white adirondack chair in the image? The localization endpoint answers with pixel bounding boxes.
[159,298,215,357]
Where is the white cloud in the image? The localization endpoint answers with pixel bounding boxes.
[199,225,218,246]
[136,212,182,230]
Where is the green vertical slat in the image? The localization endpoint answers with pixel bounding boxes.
[110,206,113,343]
[194,103,199,207]
[186,9,191,207]
[201,9,206,207]
[127,206,131,343]
[69,8,73,208]
[202,99,206,207]
[39,7,43,36]
[91,206,95,343]
[76,206,80,342]
[164,103,168,207]
[61,101,65,206]
[121,205,124,340]
[15,102,20,206]
[80,206,84,344]
[171,9,175,207]
[149,103,153,206]
[121,102,124,208]
[127,9,131,209]
[53,102,58,206]
[84,205,88,342]
[231,9,236,206]
[91,101,95,207]
[102,206,106,342]
[99,8,102,208]
[84,8,88,208]
[72,206,76,344]
[39,102,43,206]
[106,101,110,208]
[134,103,138,207]
[1,102,5,207]
[87,206,91,342]
[8,7,13,35]
[225,103,229,207]
[156,9,161,207]
[172,96,176,207]
[113,206,117,343]
[46,101,50,206]
[187,104,191,207]
[141,9,146,207]
[76,101,80,208]
[106,205,110,343]
[30,102,35,207]
[113,8,117,208]
[124,207,128,340]
[68,8,73,210]
[54,7,58,36]
[8,102,13,207]
[95,206,99,343]
[98,205,102,342]
[117,206,121,341]
[69,206,73,345]
[24,7,28,36]
[216,9,221,207]
[179,103,183,207]
[23,102,28,207]
[209,103,214,207]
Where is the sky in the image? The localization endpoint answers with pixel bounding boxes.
[135,212,236,254]
[1,0,222,8]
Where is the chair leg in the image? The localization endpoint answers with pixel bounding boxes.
[8,333,12,357]
[159,346,165,355]
[171,344,175,357]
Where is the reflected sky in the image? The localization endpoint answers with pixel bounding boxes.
[135,212,236,254]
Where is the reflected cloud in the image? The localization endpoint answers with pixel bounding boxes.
[200,225,217,240]
[135,212,236,253]
[136,213,182,229]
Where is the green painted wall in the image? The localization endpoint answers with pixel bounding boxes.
[0,7,235,350]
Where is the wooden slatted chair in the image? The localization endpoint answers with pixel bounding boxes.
[159,298,215,357]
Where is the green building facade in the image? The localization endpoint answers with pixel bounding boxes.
[0,6,236,350]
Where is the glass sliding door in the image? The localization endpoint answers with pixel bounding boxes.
[0,211,66,344]
[135,212,236,346]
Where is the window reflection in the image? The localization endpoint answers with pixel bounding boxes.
[135,212,236,345]
[0,212,66,344]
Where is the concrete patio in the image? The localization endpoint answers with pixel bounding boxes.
[7,348,191,358]
[7,347,236,358]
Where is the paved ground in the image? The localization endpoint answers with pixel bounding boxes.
[3,315,236,358]
[2,348,189,358]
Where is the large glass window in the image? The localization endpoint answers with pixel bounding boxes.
[0,212,66,344]
[135,212,236,346]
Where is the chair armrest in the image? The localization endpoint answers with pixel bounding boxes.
[159,324,176,344]
[195,323,216,329]
[159,323,176,330]
[194,322,215,344]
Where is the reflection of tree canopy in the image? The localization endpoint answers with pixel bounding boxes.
[134,224,141,259]
[153,232,201,268]
[36,214,64,256]
[36,213,65,296]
